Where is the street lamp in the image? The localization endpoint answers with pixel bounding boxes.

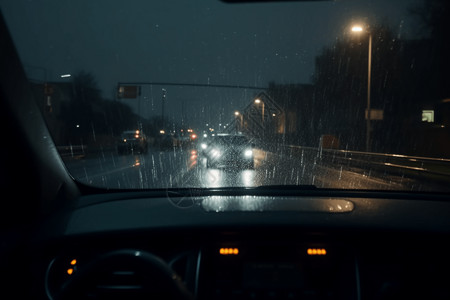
[351,24,372,152]
[254,98,265,123]
[161,88,166,131]
[351,25,363,33]
[234,111,243,132]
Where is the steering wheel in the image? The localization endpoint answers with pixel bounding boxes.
[54,249,194,300]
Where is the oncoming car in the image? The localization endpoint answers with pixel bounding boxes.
[201,134,254,169]
[117,130,148,154]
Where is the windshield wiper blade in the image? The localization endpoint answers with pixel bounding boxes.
[164,185,318,198]
[254,185,317,190]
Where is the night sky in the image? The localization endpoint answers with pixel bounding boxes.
[1,0,420,129]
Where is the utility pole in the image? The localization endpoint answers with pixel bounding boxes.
[161,88,166,131]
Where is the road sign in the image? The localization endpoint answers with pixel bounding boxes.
[118,85,141,99]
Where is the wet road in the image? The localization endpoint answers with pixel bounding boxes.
[63,147,435,191]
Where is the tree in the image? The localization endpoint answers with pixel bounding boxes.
[411,0,450,102]
[311,24,413,151]
[59,71,141,145]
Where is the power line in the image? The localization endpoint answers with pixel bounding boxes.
[117,81,267,90]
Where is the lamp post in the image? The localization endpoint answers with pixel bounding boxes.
[352,25,372,152]
[234,111,243,132]
[254,98,266,139]
[254,98,265,123]
[161,88,166,132]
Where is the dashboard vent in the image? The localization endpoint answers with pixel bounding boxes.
[85,265,152,299]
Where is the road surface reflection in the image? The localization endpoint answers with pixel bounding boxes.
[201,168,256,188]
[63,147,445,191]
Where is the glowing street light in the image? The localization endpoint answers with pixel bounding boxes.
[254,98,265,122]
[351,25,364,32]
[351,24,372,152]
[234,111,243,132]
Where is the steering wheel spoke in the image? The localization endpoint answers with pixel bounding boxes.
[55,249,194,300]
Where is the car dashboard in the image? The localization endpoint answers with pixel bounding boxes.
[1,1,449,299]
[28,191,450,300]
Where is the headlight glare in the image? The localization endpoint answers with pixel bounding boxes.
[211,148,221,158]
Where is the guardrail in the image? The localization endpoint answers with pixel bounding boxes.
[280,144,450,183]
[56,145,87,158]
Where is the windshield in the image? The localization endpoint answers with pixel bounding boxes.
[1,0,449,191]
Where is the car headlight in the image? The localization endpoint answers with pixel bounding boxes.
[244,149,253,158]
[211,148,221,158]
